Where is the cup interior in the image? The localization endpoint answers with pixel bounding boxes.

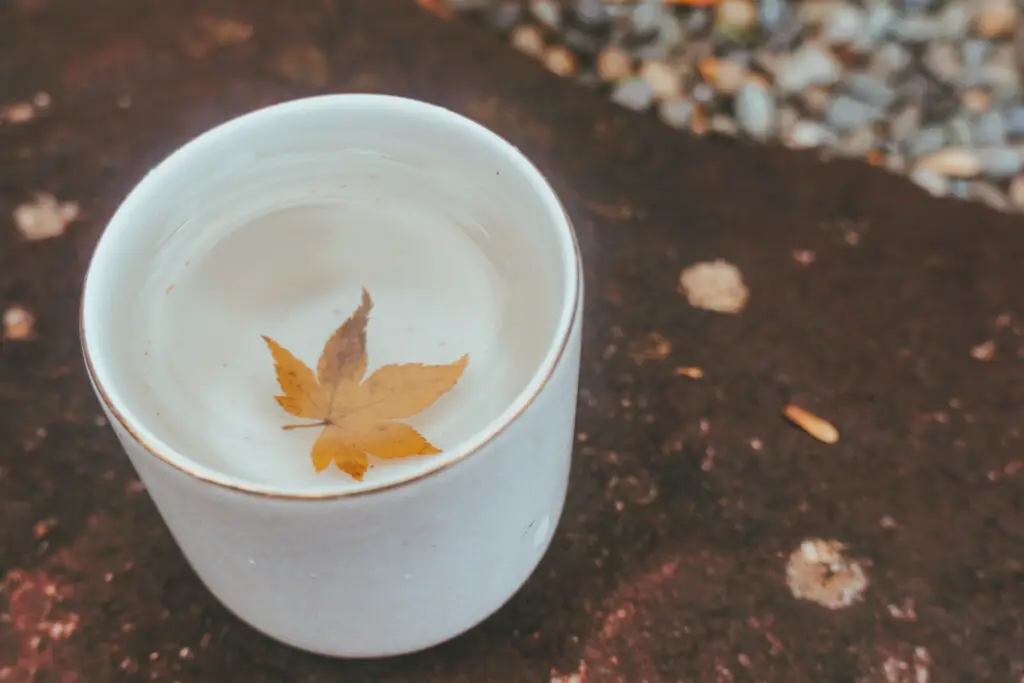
[81,95,579,495]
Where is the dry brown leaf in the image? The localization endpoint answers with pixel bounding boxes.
[263,288,468,480]
[270,44,329,88]
[415,0,455,19]
[783,404,839,444]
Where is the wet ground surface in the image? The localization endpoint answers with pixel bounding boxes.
[1,0,1022,681]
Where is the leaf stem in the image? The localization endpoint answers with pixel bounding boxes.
[281,420,329,431]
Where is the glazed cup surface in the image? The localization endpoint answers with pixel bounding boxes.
[80,94,583,657]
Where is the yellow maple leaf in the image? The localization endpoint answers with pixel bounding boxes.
[262,288,468,481]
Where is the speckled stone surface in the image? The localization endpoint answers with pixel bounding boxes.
[1,0,1022,681]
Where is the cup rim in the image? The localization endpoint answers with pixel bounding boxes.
[80,94,582,501]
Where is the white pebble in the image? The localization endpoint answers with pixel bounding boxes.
[939,0,973,39]
[543,45,576,77]
[977,146,1022,178]
[735,81,775,140]
[855,3,895,50]
[639,60,680,100]
[786,539,869,610]
[823,3,864,45]
[13,193,81,241]
[775,43,841,93]
[530,0,560,29]
[679,259,749,314]
[845,72,896,108]
[610,78,654,112]
[596,46,632,83]
[2,305,35,341]
[826,95,882,132]
[658,97,693,129]
[914,147,982,178]
[869,42,911,76]
[630,0,664,35]
[910,169,950,197]
[510,24,544,58]
[785,120,837,149]
[892,15,943,42]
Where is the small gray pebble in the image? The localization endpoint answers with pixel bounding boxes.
[631,0,664,35]
[486,2,522,31]
[910,168,950,197]
[978,146,1023,178]
[892,15,942,42]
[735,82,776,140]
[658,97,693,129]
[530,0,561,29]
[901,0,937,13]
[786,120,838,148]
[948,178,968,198]
[823,3,864,45]
[938,1,972,39]
[611,77,655,111]
[776,44,841,92]
[692,82,715,104]
[972,111,1007,146]
[869,42,911,77]
[845,72,897,108]
[944,117,973,145]
[962,39,991,71]
[890,104,922,143]
[966,181,1013,211]
[923,41,963,84]
[759,0,789,30]
[909,126,947,157]
[634,42,671,62]
[710,114,739,137]
[826,95,883,132]
[573,0,610,25]
[1005,106,1024,136]
[563,28,602,55]
[856,2,895,49]
[837,125,875,157]
[974,62,1022,99]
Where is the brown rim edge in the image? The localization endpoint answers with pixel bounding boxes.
[79,211,582,501]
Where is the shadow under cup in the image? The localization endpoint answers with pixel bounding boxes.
[81,94,583,656]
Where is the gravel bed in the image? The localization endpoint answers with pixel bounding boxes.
[441,0,1024,214]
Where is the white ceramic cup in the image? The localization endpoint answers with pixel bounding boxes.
[80,95,583,657]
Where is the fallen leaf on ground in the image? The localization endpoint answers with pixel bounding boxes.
[674,366,704,379]
[180,14,254,58]
[270,44,329,88]
[786,538,869,609]
[678,259,749,314]
[13,194,80,241]
[2,305,35,341]
[783,404,839,444]
[629,331,671,363]
[263,289,468,480]
[415,0,455,18]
